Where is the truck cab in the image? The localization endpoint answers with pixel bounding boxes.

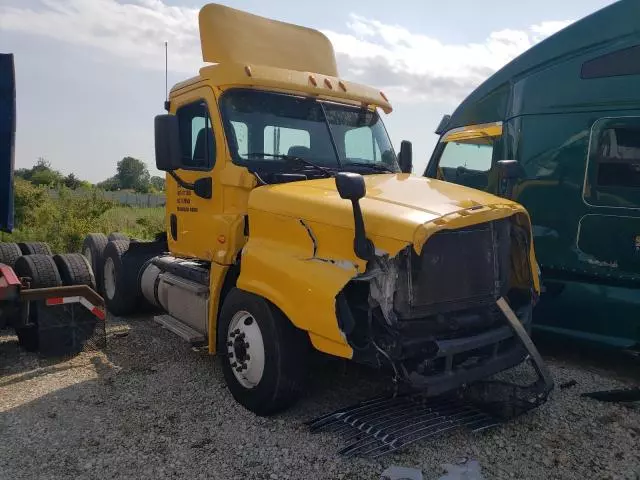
[424,1,640,350]
[96,3,549,416]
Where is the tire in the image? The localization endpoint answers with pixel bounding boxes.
[102,240,136,316]
[108,232,129,242]
[53,253,96,290]
[13,254,62,351]
[82,233,108,294]
[217,288,309,416]
[0,242,22,268]
[18,242,52,256]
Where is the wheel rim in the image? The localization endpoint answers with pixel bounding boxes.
[227,311,265,389]
[83,247,92,269]
[103,257,116,300]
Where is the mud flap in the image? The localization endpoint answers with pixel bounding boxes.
[37,299,106,357]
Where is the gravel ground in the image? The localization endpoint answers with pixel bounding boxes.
[1,316,639,480]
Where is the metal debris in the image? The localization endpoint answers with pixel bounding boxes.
[306,393,500,458]
[438,458,485,480]
[582,388,640,403]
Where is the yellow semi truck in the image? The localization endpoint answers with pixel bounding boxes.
[87,4,551,417]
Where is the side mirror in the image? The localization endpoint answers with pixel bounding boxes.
[398,140,413,174]
[334,172,373,261]
[335,171,366,201]
[496,159,523,199]
[154,114,181,172]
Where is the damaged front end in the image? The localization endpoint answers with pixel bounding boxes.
[311,213,554,457]
[335,215,553,409]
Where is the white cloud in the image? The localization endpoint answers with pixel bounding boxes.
[323,16,574,103]
[1,0,573,103]
[0,0,201,73]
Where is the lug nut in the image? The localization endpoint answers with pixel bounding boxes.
[244,342,250,349]
[245,354,250,361]
[227,352,233,358]
[233,329,240,335]
[227,341,233,347]
[231,362,237,367]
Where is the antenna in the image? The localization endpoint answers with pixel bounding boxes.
[164,41,170,112]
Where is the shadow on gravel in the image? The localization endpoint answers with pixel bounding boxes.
[533,332,640,384]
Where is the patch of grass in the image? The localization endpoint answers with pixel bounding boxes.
[0,179,165,253]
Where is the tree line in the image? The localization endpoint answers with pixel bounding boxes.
[15,157,165,193]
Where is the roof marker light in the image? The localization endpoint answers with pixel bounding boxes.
[324,78,333,89]
[380,90,389,102]
[338,80,347,92]
[244,65,252,77]
[309,75,317,86]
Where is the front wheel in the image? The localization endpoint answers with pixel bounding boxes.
[218,288,309,416]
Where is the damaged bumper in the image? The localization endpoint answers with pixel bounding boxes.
[406,305,532,396]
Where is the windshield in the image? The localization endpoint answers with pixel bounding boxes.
[219,89,398,179]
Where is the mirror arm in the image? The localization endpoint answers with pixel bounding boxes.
[168,170,195,191]
[350,199,374,261]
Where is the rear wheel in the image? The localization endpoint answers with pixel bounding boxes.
[13,254,62,351]
[82,233,108,293]
[0,242,22,268]
[218,288,309,416]
[18,242,52,256]
[108,232,129,242]
[53,253,96,289]
[103,240,134,316]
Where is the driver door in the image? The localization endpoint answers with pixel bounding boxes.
[166,86,226,261]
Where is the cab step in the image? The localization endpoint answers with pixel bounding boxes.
[154,313,206,345]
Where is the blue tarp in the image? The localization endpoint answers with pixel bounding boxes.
[0,53,15,233]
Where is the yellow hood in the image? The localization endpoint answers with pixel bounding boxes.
[248,173,528,252]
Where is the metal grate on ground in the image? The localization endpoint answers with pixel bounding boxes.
[306,393,501,458]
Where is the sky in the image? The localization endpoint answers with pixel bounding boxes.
[0,0,617,182]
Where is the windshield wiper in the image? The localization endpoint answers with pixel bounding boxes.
[245,152,334,178]
[342,162,397,173]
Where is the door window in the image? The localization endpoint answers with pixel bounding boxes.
[176,100,215,170]
[585,117,640,208]
[439,141,493,172]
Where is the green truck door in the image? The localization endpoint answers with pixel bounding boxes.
[580,116,640,280]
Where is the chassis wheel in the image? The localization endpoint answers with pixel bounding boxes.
[0,242,22,268]
[218,288,309,416]
[82,233,108,294]
[102,240,136,316]
[108,232,129,242]
[18,242,52,256]
[13,254,62,351]
[53,253,96,290]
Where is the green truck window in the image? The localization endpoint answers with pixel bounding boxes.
[594,122,640,188]
[585,117,640,210]
[439,141,493,172]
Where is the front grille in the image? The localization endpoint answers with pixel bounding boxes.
[394,219,511,319]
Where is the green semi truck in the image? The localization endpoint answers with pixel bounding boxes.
[424,0,640,351]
